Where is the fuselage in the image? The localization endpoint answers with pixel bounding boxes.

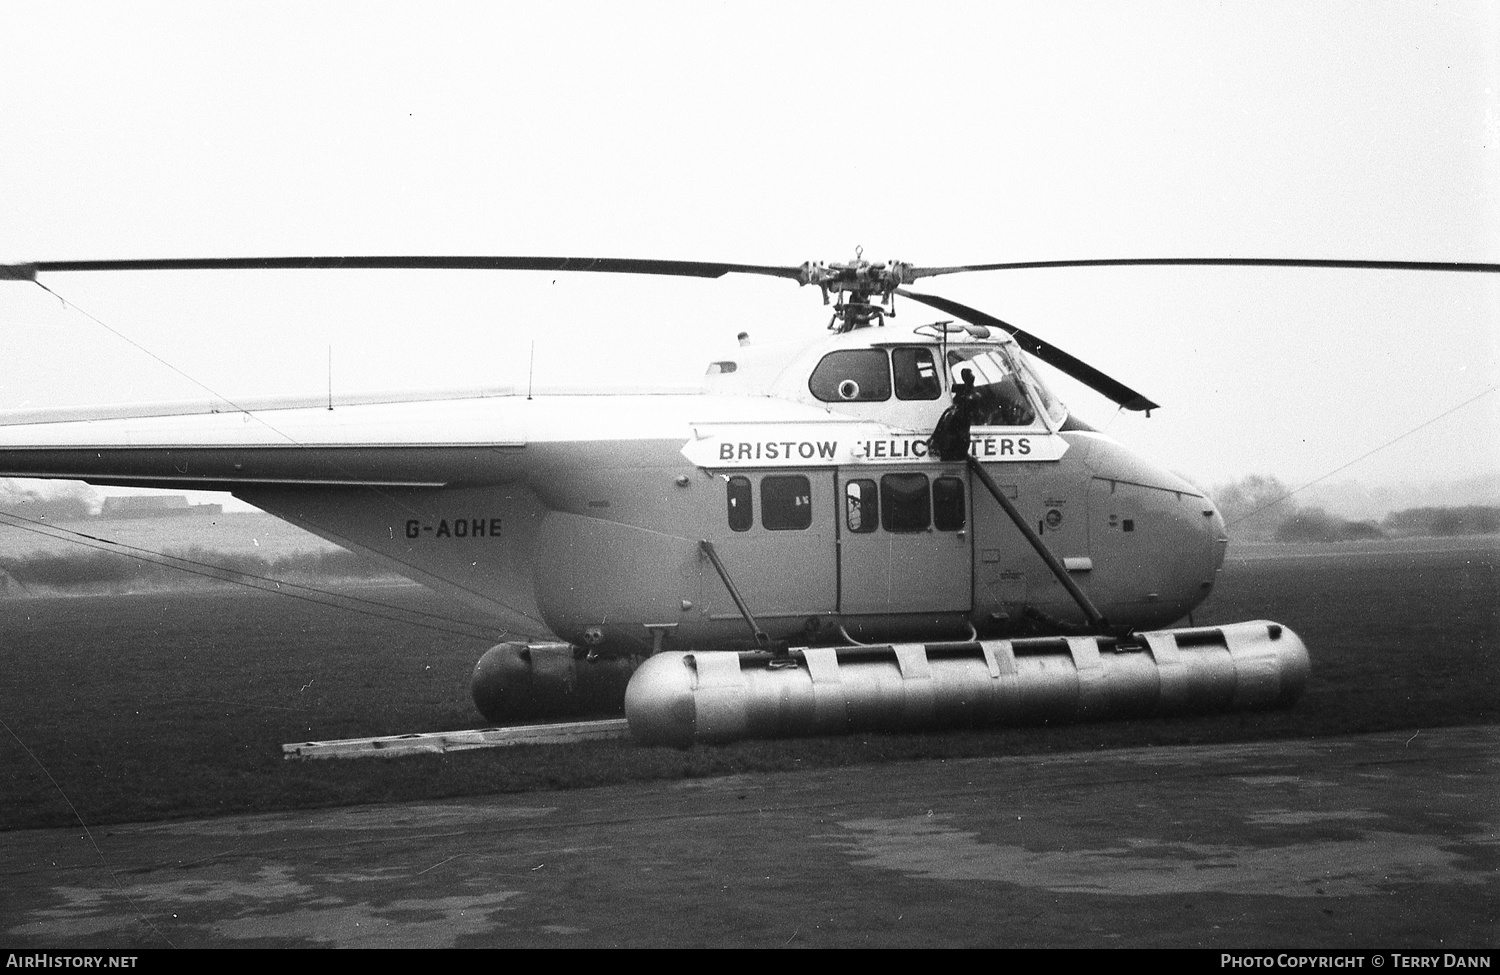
[0,322,1226,652]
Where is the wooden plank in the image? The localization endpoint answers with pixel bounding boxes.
[283,719,630,760]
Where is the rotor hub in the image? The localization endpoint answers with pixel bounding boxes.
[797,251,918,331]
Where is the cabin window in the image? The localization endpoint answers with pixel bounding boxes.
[762,475,813,530]
[892,347,942,400]
[845,479,879,533]
[880,473,931,533]
[726,476,753,531]
[933,476,966,531]
[808,349,891,402]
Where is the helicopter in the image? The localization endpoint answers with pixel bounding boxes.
[1,252,1494,745]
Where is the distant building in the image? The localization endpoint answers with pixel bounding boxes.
[99,495,223,518]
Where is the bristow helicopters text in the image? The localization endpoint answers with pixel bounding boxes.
[717,435,1035,463]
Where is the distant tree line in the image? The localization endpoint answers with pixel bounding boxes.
[1380,506,1500,538]
[1209,474,1500,543]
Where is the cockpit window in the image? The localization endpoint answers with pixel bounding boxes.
[809,349,892,402]
[1013,355,1067,427]
[892,347,942,400]
[946,346,1063,428]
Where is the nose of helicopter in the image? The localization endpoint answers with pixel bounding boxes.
[1151,473,1228,605]
[1079,435,1228,627]
[1200,494,1230,577]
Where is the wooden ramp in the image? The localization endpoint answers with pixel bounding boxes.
[283,718,630,759]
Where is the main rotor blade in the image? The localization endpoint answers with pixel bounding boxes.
[906,257,1500,281]
[0,256,807,282]
[896,289,1159,413]
[11,254,1494,285]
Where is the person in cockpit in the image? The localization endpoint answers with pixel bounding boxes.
[978,374,1036,426]
[947,349,1038,427]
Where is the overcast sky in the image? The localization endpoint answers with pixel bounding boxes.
[1,1,1496,497]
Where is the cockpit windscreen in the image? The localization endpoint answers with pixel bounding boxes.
[947,346,1066,428]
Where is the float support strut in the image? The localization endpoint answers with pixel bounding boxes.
[699,539,777,652]
[966,454,1111,633]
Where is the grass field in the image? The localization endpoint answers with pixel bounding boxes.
[0,536,1494,831]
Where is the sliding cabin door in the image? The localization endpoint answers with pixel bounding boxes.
[838,466,972,615]
[704,471,837,624]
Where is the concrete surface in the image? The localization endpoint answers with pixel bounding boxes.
[1,727,1495,948]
